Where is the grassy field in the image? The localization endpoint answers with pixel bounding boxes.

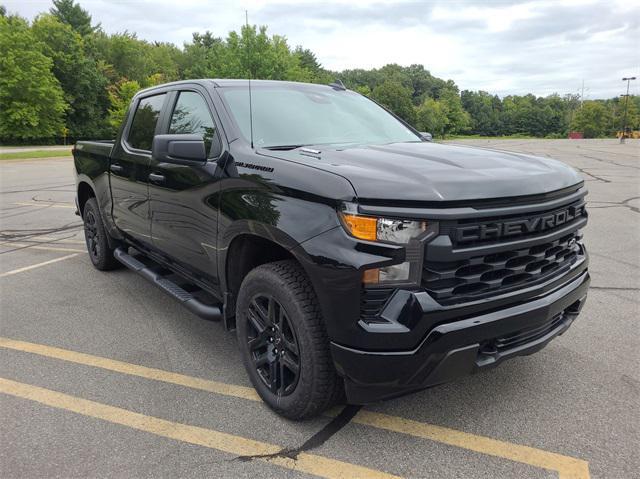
[0,150,72,160]
[445,134,540,140]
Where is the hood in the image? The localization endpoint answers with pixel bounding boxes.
[261,142,583,203]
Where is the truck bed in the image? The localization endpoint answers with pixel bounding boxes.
[74,140,115,187]
[75,140,114,157]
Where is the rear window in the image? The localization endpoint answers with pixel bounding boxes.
[127,94,166,151]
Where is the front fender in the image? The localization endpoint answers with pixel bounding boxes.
[290,226,404,349]
[217,190,344,295]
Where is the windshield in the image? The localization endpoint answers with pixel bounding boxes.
[219,84,420,148]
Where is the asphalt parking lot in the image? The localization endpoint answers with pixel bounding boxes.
[0,139,638,479]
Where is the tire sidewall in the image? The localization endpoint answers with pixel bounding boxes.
[83,198,112,270]
[236,265,319,416]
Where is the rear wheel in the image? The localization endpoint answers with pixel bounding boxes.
[83,197,118,271]
[236,260,343,419]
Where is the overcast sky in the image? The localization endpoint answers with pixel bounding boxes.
[6,0,640,98]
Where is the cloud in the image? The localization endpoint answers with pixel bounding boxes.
[4,0,639,98]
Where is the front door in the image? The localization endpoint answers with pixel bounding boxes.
[148,88,223,285]
[110,92,168,244]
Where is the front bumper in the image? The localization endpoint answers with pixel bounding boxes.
[331,269,590,404]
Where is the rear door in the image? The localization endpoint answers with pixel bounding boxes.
[148,87,224,285]
[110,92,168,244]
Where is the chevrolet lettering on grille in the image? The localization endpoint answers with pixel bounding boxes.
[455,204,586,243]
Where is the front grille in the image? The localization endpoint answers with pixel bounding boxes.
[422,231,583,304]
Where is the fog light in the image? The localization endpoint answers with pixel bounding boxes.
[380,262,410,282]
[363,262,410,284]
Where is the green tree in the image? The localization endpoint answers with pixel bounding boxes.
[225,25,304,80]
[107,79,140,133]
[147,42,181,83]
[371,80,416,125]
[354,85,372,97]
[50,0,95,36]
[294,47,321,74]
[181,24,312,82]
[461,90,503,136]
[0,15,66,142]
[403,64,448,104]
[611,96,639,133]
[339,68,384,94]
[340,64,448,106]
[93,31,153,84]
[181,31,224,78]
[416,98,448,137]
[32,14,110,138]
[570,101,613,138]
[439,89,470,135]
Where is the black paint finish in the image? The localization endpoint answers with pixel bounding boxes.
[74,79,589,404]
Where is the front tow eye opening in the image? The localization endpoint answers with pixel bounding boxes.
[479,342,498,357]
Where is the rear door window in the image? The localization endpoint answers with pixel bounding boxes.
[169,91,217,155]
[127,94,166,151]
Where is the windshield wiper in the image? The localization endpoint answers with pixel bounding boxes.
[263,144,308,151]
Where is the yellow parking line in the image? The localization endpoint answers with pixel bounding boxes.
[0,337,590,479]
[0,236,86,247]
[0,337,260,401]
[352,411,590,479]
[1,242,86,253]
[38,237,86,245]
[0,377,399,479]
[0,237,86,246]
[0,253,79,278]
[12,201,75,209]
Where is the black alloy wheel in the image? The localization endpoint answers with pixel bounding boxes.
[84,209,101,261]
[82,197,118,270]
[236,260,343,419]
[246,294,301,396]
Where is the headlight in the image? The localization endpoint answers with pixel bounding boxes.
[339,212,427,244]
[339,208,429,285]
[377,218,427,243]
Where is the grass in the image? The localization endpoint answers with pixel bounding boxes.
[0,149,72,160]
[446,134,539,140]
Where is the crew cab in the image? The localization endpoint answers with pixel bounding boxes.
[74,79,589,419]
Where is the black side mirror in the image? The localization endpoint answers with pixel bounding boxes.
[152,134,206,164]
[419,132,433,142]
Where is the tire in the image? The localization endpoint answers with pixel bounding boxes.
[83,197,119,271]
[236,260,343,419]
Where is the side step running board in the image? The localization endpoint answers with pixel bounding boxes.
[114,247,222,321]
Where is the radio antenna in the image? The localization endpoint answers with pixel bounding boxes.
[245,10,254,149]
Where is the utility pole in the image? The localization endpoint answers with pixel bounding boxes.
[580,79,585,108]
[620,76,636,144]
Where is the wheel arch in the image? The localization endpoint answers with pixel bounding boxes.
[221,224,324,330]
[77,180,96,217]
[223,232,294,325]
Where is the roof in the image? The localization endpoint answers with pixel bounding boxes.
[136,78,345,95]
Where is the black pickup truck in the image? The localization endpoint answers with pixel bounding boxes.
[74,79,589,419]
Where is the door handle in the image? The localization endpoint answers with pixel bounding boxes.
[148,173,165,183]
[110,164,124,173]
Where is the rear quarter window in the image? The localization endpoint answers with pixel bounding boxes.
[127,94,166,151]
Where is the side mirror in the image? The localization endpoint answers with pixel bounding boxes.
[152,134,207,164]
[419,132,433,142]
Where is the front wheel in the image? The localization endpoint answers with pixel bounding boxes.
[236,260,343,419]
